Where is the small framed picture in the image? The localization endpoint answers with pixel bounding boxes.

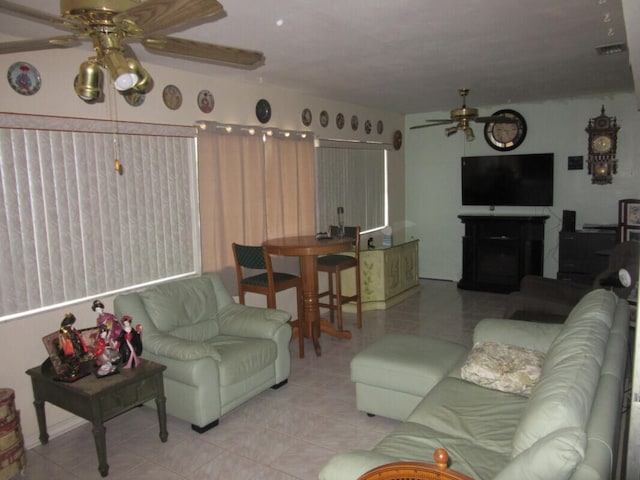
[627,203,640,226]
[625,227,640,242]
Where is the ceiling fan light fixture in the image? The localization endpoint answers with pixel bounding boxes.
[75,60,103,101]
[445,126,458,137]
[464,127,475,142]
[126,58,153,93]
[101,50,138,91]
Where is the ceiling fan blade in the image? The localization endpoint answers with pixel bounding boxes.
[115,0,225,36]
[0,35,80,54]
[410,121,452,130]
[475,115,517,123]
[143,36,265,69]
[0,0,81,31]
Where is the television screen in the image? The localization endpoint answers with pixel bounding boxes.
[461,153,554,206]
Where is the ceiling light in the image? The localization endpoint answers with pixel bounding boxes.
[75,60,103,102]
[445,126,458,137]
[101,50,138,90]
[464,127,475,142]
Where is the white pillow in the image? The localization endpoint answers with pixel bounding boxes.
[461,341,545,396]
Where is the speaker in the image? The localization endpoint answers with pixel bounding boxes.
[562,210,576,232]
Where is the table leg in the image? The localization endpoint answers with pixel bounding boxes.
[32,399,49,445]
[91,421,109,477]
[299,255,323,356]
[155,375,168,442]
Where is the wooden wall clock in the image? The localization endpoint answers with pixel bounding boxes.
[585,105,619,184]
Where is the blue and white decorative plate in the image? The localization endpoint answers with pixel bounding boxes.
[8,61,41,96]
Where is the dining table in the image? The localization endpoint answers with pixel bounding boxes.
[263,234,354,356]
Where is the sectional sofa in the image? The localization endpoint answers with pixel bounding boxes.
[320,289,629,480]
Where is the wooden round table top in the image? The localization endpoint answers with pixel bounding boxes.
[263,235,352,256]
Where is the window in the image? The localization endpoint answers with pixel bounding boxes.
[0,114,199,321]
[315,142,387,233]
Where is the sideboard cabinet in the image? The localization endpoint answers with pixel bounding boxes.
[341,239,420,312]
[458,215,548,293]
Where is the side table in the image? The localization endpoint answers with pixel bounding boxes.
[26,359,167,477]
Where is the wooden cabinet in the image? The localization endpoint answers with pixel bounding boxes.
[557,230,616,285]
[458,215,548,293]
[341,239,420,312]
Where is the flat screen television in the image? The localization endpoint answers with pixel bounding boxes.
[461,153,554,206]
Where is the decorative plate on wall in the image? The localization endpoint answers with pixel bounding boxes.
[320,110,329,127]
[8,61,41,96]
[351,114,359,131]
[162,84,182,110]
[256,98,271,123]
[393,130,403,150]
[301,108,312,126]
[123,90,145,107]
[364,120,372,134]
[377,120,384,135]
[197,90,214,113]
[336,113,345,129]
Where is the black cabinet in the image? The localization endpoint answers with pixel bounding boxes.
[458,215,548,293]
[557,230,616,285]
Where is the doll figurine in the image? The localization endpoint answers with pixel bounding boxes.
[92,300,122,350]
[58,313,88,377]
[119,316,143,369]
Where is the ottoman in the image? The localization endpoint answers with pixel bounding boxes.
[351,334,468,420]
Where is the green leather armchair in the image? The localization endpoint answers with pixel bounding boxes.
[114,273,291,432]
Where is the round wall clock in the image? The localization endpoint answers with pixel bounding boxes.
[483,109,527,151]
[377,120,384,134]
[351,115,359,131]
[8,61,41,96]
[364,120,372,134]
[256,98,271,123]
[336,113,345,129]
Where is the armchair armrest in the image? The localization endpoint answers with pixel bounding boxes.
[143,330,222,361]
[474,318,563,353]
[217,302,291,339]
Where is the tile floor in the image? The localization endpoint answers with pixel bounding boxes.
[19,279,511,479]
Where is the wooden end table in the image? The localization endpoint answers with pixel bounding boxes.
[26,358,167,477]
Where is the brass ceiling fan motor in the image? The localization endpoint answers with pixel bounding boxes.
[0,0,265,101]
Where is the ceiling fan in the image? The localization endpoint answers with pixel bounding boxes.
[0,0,265,102]
[410,88,513,141]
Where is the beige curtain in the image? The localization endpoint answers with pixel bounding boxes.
[198,127,316,289]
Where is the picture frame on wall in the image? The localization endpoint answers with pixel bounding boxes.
[624,227,640,242]
[627,203,640,226]
[618,199,640,242]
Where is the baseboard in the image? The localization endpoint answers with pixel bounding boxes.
[23,416,88,449]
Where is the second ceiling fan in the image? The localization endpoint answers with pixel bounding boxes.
[410,88,514,141]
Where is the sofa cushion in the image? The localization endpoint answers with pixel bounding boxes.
[495,428,586,480]
[210,335,277,386]
[374,421,510,480]
[461,342,544,396]
[140,276,220,337]
[511,292,614,456]
[407,377,528,455]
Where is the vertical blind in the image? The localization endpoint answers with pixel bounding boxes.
[0,114,199,321]
[315,144,387,232]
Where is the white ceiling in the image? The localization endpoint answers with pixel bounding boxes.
[0,0,638,114]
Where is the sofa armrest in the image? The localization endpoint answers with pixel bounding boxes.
[473,318,563,353]
[143,331,222,361]
[217,302,291,339]
[319,451,400,480]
